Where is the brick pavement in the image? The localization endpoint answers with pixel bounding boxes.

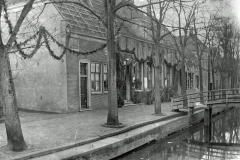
[0,102,183,159]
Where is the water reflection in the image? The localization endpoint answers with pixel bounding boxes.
[115,107,240,160]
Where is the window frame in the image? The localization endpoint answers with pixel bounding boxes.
[91,62,102,93]
[103,64,108,93]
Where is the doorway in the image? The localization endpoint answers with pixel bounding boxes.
[81,77,87,108]
[79,60,91,111]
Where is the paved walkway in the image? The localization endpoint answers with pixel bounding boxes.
[0,102,184,159]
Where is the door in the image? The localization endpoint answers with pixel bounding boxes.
[80,63,88,109]
[81,77,87,108]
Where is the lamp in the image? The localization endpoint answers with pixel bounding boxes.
[123,58,131,66]
[123,60,127,65]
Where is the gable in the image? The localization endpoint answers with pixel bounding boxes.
[6,0,106,38]
[53,0,106,38]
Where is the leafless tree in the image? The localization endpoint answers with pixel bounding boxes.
[0,0,108,151]
[137,0,173,114]
[170,0,199,105]
[191,4,220,101]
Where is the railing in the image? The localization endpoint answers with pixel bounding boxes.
[170,88,240,112]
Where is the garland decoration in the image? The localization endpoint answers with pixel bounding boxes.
[14,26,44,59]
[11,26,107,60]
[17,31,40,47]
[2,2,107,60]
[44,28,107,57]
[43,29,67,60]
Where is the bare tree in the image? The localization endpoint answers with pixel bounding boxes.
[191,5,220,101]
[214,17,239,89]
[0,0,35,151]
[0,0,103,151]
[1,1,152,152]
[143,0,173,115]
[207,31,220,92]
[170,0,199,105]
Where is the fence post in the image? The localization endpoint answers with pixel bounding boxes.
[204,104,212,143]
[187,96,192,115]
[205,93,208,105]
[226,90,228,102]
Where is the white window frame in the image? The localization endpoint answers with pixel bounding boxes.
[91,62,103,94]
[103,63,108,93]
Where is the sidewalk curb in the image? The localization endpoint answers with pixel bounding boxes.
[13,112,186,160]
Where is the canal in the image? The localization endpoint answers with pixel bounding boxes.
[114,107,240,160]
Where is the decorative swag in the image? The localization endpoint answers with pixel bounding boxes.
[118,36,178,66]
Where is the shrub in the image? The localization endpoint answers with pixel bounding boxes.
[132,79,142,90]
[145,85,177,104]
[146,88,155,104]
[132,91,141,104]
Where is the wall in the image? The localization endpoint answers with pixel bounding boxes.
[7,4,68,113]
[66,35,108,112]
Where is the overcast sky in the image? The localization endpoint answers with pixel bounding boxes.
[134,0,240,27]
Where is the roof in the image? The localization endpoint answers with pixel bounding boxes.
[53,0,106,38]
[6,0,106,38]
[7,0,178,65]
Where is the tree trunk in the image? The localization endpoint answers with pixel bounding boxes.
[154,43,162,114]
[211,59,215,99]
[106,0,119,125]
[173,66,178,94]
[222,76,226,89]
[198,57,204,102]
[208,54,211,100]
[180,48,187,107]
[231,74,234,89]
[0,49,27,151]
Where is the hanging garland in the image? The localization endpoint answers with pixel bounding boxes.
[43,28,67,60]
[14,26,44,59]
[3,2,107,60]
[17,31,40,47]
[10,25,107,60]
[44,28,107,58]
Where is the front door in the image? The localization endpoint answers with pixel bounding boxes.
[81,77,87,108]
[80,63,88,110]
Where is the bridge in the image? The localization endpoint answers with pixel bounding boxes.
[170,88,240,142]
[170,88,240,114]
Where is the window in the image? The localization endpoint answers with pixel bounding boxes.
[137,63,142,90]
[80,63,87,76]
[103,64,108,91]
[196,75,199,89]
[91,63,101,92]
[186,72,194,90]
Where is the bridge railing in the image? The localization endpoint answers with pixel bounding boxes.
[170,88,240,111]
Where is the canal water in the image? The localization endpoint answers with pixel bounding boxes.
[114,107,240,160]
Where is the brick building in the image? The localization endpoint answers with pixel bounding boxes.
[5,0,204,113]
